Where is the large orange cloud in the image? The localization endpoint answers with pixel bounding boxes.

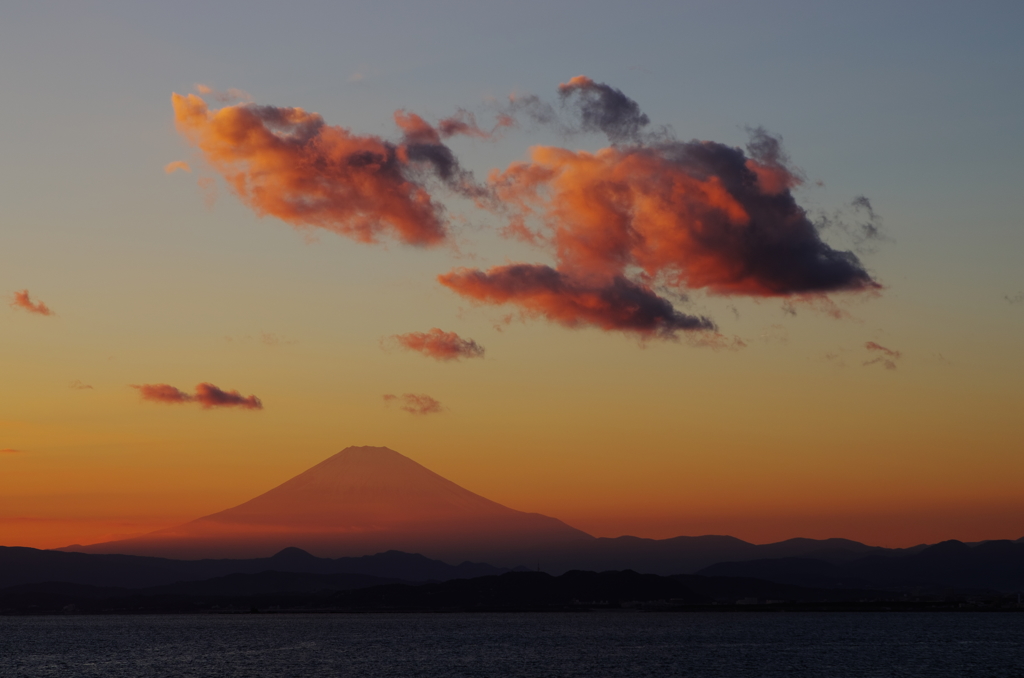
[172,78,882,343]
[483,140,878,297]
[132,383,263,410]
[172,93,458,246]
[10,290,54,316]
[440,81,880,337]
[440,79,880,340]
[390,328,485,361]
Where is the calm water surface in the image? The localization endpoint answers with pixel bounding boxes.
[1,612,1022,677]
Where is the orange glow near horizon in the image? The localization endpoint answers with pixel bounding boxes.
[4,294,1022,553]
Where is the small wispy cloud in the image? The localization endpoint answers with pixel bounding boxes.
[823,351,845,367]
[863,341,902,370]
[386,328,484,361]
[781,295,853,320]
[194,84,252,103]
[348,66,379,83]
[10,290,54,316]
[69,380,94,390]
[131,383,263,410]
[383,393,444,416]
[197,176,218,208]
[164,161,191,174]
[260,332,297,347]
[1004,292,1024,305]
[0,448,22,454]
[813,195,890,254]
[758,324,789,344]
[684,333,747,351]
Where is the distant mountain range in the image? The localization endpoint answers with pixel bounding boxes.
[6,537,1022,598]
[60,445,984,575]
[7,445,1017,605]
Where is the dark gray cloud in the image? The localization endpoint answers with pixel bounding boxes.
[439,264,716,339]
[814,195,889,255]
[863,341,901,370]
[504,93,558,126]
[557,75,651,143]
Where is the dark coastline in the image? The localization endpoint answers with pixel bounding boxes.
[4,569,1021,616]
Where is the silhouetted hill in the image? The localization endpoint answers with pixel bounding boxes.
[0,569,902,614]
[503,534,922,575]
[145,571,401,596]
[671,574,878,604]
[698,540,1024,593]
[321,571,896,611]
[0,570,399,600]
[0,546,505,589]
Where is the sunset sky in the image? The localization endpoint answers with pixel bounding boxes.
[2,1,1023,551]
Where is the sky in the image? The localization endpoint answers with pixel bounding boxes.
[2,0,1023,551]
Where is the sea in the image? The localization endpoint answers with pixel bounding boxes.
[1,612,1022,677]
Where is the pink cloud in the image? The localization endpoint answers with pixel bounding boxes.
[131,383,263,410]
[865,341,901,358]
[10,290,54,316]
[193,383,263,410]
[164,161,191,174]
[383,393,444,415]
[172,92,466,247]
[389,328,485,361]
[863,341,902,370]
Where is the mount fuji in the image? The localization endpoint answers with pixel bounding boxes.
[71,446,593,562]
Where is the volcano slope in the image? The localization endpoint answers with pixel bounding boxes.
[72,446,592,563]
